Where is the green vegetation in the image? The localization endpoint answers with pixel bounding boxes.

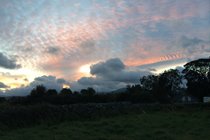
[0,109,210,140]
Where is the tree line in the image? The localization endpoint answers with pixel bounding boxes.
[2,57,210,105]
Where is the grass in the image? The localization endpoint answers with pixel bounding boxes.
[0,110,210,140]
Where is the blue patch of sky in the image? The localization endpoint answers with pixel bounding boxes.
[190,16,210,30]
[144,22,173,40]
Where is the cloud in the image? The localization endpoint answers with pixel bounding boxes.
[0,82,9,88]
[0,75,70,96]
[29,75,70,91]
[180,36,204,48]
[2,86,31,97]
[0,52,21,69]
[90,58,125,77]
[72,58,151,92]
[90,58,150,83]
[178,36,210,59]
[46,46,60,55]
[138,59,188,71]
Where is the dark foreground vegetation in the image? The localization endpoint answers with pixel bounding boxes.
[0,102,210,128]
[0,103,210,140]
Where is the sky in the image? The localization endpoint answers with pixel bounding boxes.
[0,0,210,95]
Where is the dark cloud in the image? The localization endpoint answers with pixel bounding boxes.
[90,58,125,76]
[90,58,149,83]
[72,58,151,92]
[0,52,21,69]
[46,47,60,54]
[0,82,9,88]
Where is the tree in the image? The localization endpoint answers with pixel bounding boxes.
[60,88,72,95]
[87,87,96,96]
[80,89,88,95]
[81,87,96,96]
[140,70,182,103]
[30,85,46,97]
[140,75,158,92]
[158,69,183,97]
[127,84,142,94]
[183,58,210,100]
[183,58,210,76]
[46,89,58,96]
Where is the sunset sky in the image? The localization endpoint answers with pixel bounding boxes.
[0,0,210,95]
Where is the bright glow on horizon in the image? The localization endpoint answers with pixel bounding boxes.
[79,64,91,76]
[0,67,45,89]
[152,62,186,74]
[62,84,70,89]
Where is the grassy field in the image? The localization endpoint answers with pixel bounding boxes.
[0,110,210,140]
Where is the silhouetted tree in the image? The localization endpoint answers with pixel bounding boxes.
[140,70,182,103]
[60,88,72,95]
[158,69,182,97]
[127,84,142,94]
[87,87,96,95]
[126,84,155,103]
[80,89,88,94]
[183,58,210,76]
[30,85,46,97]
[46,89,58,96]
[81,87,96,96]
[73,91,80,95]
[140,75,158,93]
[183,58,210,101]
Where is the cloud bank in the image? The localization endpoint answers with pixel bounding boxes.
[0,76,70,96]
[71,58,151,92]
[0,58,151,96]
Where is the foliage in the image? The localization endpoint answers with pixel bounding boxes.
[140,75,158,92]
[139,69,183,103]
[30,85,46,97]
[46,89,58,96]
[183,58,210,100]
[81,87,96,96]
[60,88,72,95]
[1,103,210,140]
[155,69,183,103]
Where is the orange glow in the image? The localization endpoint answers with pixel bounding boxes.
[125,52,185,66]
[62,84,70,89]
[125,57,162,66]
